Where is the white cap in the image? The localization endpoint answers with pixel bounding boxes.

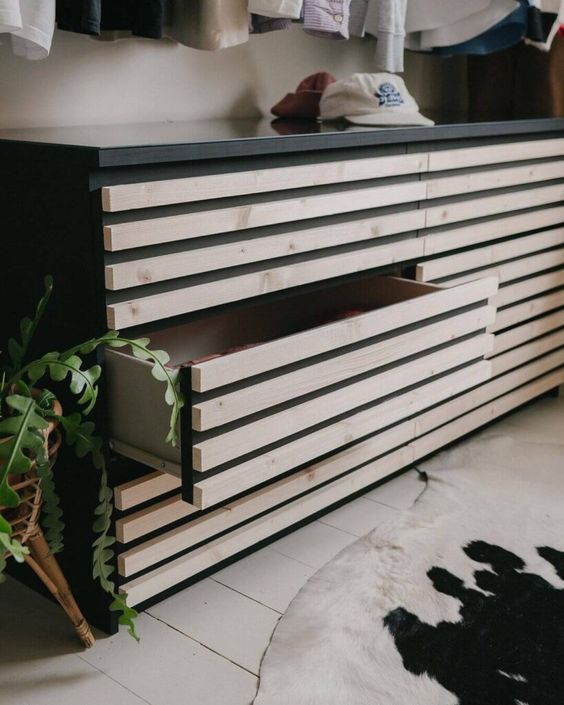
[320,73,434,127]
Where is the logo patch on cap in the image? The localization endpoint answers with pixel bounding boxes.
[375,82,404,108]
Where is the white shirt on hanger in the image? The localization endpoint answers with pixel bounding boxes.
[406,0,519,51]
[0,0,22,33]
[364,0,408,72]
[248,0,304,18]
[0,0,55,59]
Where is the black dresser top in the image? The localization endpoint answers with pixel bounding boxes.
[1,116,563,168]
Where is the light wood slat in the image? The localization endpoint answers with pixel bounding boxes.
[488,310,564,357]
[118,422,416,577]
[192,306,496,432]
[439,249,564,288]
[492,270,564,309]
[111,439,181,477]
[114,471,181,512]
[424,184,564,229]
[121,443,415,596]
[191,277,498,393]
[121,367,564,602]
[416,228,564,281]
[104,181,427,252]
[102,154,429,212]
[422,206,564,257]
[107,238,427,329]
[427,160,564,200]
[193,335,493,472]
[116,495,197,544]
[427,138,564,171]
[488,290,564,333]
[193,361,492,509]
[105,209,425,291]
[410,367,564,459]
[490,332,564,378]
[415,349,564,437]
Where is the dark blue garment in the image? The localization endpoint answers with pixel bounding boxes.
[431,0,531,56]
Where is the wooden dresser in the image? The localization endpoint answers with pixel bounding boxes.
[2,117,563,632]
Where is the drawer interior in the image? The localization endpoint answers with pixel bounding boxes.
[126,275,435,366]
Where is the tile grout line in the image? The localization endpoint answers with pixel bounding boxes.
[209,577,285,615]
[317,519,365,538]
[77,654,153,705]
[144,612,262,678]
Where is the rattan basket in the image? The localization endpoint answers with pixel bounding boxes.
[0,400,95,648]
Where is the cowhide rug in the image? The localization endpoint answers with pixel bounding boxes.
[254,430,564,705]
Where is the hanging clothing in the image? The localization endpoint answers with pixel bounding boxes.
[303,1,351,39]
[251,14,292,33]
[525,0,564,49]
[248,0,303,18]
[348,0,368,36]
[364,0,408,71]
[430,0,530,56]
[166,0,248,51]
[0,0,55,59]
[468,35,564,119]
[56,0,165,39]
[406,0,519,51]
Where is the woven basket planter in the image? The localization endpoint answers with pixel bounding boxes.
[0,398,95,647]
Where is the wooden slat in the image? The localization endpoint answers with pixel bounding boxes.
[118,423,416,577]
[492,270,564,309]
[427,138,564,171]
[114,471,181,512]
[427,160,564,200]
[488,290,564,333]
[104,181,427,252]
[102,153,429,212]
[105,209,425,291]
[192,277,498,393]
[111,439,181,477]
[421,206,564,257]
[439,249,564,288]
[192,306,496,432]
[410,367,564,458]
[107,238,426,329]
[193,361,492,509]
[424,184,564,229]
[121,367,564,603]
[489,310,564,357]
[414,349,564,437]
[193,334,493,471]
[416,228,564,281]
[490,331,564,377]
[116,495,197,544]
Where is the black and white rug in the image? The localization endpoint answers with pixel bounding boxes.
[254,431,564,705]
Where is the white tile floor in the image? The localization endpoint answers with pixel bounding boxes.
[1,396,562,705]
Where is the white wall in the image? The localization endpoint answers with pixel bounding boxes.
[0,26,466,128]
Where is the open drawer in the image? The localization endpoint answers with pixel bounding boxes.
[106,274,497,508]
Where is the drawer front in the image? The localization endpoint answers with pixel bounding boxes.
[415,227,564,283]
[107,275,498,515]
[103,137,564,329]
[102,153,429,212]
[118,360,564,600]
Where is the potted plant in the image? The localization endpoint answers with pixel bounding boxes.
[0,277,184,641]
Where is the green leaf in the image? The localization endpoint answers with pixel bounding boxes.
[0,529,29,564]
[0,395,48,508]
[90,449,139,641]
[5,275,53,376]
[36,449,64,555]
